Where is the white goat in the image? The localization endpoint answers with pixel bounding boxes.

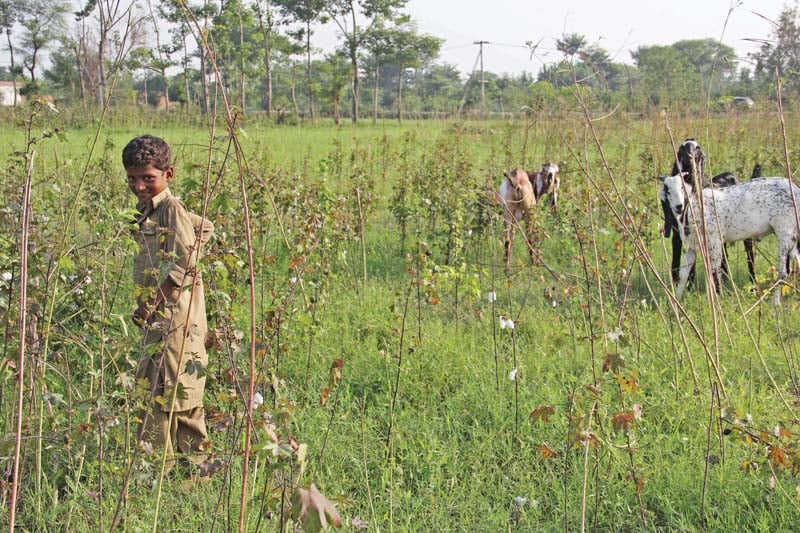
[660,174,800,302]
[498,169,537,272]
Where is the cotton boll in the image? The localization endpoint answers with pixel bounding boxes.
[253,392,264,407]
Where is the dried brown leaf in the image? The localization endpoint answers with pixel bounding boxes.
[291,483,343,532]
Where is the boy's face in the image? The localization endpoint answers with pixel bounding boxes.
[127,164,173,204]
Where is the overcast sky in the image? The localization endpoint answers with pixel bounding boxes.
[1,0,789,78]
[392,0,787,75]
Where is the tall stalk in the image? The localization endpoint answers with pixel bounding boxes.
[9,149,34,532]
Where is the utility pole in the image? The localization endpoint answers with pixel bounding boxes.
[475,40,488,119]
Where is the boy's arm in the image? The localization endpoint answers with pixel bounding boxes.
[162,199,210,289]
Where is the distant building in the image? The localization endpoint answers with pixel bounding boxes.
[0,81,23,106]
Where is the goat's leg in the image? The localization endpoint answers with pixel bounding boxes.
[744,239,756,283]
[720,244,730,280]
[709,244,725,295]
[525,217,538,265]
[675,248,696,300]
[775,237,796,304]
[550,192,558,215]
[504,223,514,275]
[670,232,683,284]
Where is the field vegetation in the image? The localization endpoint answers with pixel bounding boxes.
[2,98,800,532]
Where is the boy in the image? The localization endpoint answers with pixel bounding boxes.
[124,135,213,471]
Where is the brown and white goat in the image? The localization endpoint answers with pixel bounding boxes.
[498,169,537,272]
[527,162,560,213]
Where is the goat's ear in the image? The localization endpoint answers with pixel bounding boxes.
[657,176,666,183]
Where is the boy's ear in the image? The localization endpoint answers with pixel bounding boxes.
[165,166,175,181]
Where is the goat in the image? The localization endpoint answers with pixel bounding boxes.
[660,174,800,303]
[526,162,560,213]
[498,169,537,272]
[662,139,758,285]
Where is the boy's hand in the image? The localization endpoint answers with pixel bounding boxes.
[132,301,151,328]
[132,280,179,328]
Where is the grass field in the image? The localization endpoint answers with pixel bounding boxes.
[2,103,800,531]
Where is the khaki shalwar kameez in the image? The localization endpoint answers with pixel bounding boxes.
[133,187,213,463]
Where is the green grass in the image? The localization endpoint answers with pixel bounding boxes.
[2,105,800,531]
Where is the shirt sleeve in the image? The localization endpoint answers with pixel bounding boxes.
[161,199,213,288]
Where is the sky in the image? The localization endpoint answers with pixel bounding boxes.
[390,0,788,76]
[0,0,789,78]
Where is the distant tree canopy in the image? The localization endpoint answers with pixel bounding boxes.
[0,0,788,116]
[752,3,800,97]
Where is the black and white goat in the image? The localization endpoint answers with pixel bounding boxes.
[660,174,800,303]
[661,139,758,285]
[527,162,560,213]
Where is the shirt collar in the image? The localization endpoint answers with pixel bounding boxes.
[151,187,171,208]
[137,187,172,213]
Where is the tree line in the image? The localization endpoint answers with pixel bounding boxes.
[2,0,800,121]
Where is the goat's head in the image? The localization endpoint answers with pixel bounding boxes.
[504,169,529,192]
[541,162,560,188]
[672,139,705,184]
[659,174,692,227]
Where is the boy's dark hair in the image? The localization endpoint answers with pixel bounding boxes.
[122,135,172,170]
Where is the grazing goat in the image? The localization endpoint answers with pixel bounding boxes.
[660,174,800,303]
[499,169,537,272]
[662,139,758,285]
[527,162,561,213]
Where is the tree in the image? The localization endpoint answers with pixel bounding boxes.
[18,0,69,87]
[211,0,262,111]
[632,44,700,107]
[363,19,393,123]
[316,50,350,123]
[75,0,142,107]
[556,32,587,61]
[253,0,297,116]
[44,44,83,103]
[324,0,409,123]
[273,0,326,120]
[382,22,441,122]
[751,4,800,97]
[415,63,461,114]
[159,0,216,113]
[0,0,22,104]
[672,39,737,95]
[146,0,174,111]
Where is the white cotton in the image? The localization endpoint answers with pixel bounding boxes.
[487,291,497,303]
[508,367,518,381]
[499,316,515,330]
[289,277,298,284]
[513,496,527,508]
[606,328,623,343]
[0,272,11,282]
[253,392,264,407]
